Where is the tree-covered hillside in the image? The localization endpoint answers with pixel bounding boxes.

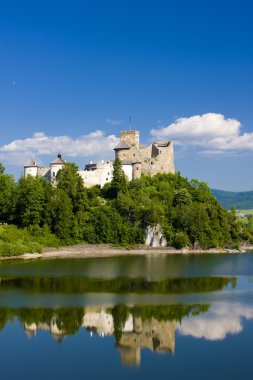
[212,189,253,210]
[0,160,252,255]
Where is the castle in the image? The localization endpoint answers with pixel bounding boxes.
[24,130,175,187]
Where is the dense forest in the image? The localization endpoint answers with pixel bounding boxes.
[212,189,253,210]
[1,159,253,256]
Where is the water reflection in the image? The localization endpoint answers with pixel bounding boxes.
[1,301,252,366]
[0,275,236,294]
[177,302,253,340]
[1,255,253,374]
[0,304,206,365]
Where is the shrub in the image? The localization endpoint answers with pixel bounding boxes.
[173,231,190,249]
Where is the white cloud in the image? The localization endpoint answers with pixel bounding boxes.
[151,113,253,154]
[106,118,122,126]
[177,302,253,341]
[0,131,119,165]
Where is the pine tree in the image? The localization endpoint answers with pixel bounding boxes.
[111,157,128,197]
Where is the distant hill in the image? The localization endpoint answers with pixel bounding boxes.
[211,189,253,210]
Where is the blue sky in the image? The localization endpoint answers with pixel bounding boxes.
[0,0,253,190]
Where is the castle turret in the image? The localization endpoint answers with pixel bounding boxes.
[114,131,141,179]
[24,159,38,178]
[50,153,66,182]
[114,141,131,160]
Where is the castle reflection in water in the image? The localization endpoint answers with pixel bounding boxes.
[23,307,175,366]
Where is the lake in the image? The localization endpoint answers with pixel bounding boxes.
[0,253,253,380]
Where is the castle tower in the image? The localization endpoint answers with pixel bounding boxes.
[24,159,38,178]
[50,153,66,182]
[120,130,139,148]
[114,140,131,161]
[114,131,141,177]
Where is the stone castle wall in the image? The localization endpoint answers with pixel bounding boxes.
[139,141,175,176]
[115,130,175,178]
[115,145,139,162]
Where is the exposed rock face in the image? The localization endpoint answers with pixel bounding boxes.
[145,225,167,247]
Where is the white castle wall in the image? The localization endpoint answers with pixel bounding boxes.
[122,164,133,181]
[50,163,65,182]
[78,161,113,188]
[24,166,38,177]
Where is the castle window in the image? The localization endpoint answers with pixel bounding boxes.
[106,178,108,181]
[53,172,55,177]
[133,153,135,157]
[108,172,110,175]
[151,162,153,165]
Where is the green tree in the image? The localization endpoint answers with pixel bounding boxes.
[173,188,192,206]
[46,188,75,241]
[173,231,189,249]
[57,163,88,213]
[0,163,15,222]
[190,179,212,202]
[111,158,128,197]
[0,163,5,175]
[14,176,47,227]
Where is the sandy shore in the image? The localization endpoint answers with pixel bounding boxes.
[1,243,252,261]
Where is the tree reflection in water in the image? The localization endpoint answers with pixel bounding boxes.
[0,274,243,366]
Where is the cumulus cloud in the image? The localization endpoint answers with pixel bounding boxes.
[151,113,253,154]
[177,302,253,341]
[0,131,119,165]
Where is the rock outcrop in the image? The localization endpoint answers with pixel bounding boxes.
[145,225,167,247]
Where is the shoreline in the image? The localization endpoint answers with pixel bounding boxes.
[1,243,253,261]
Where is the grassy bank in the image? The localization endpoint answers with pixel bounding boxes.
[0,225,61,257]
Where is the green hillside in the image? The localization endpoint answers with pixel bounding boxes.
[211,189,253,210]
[1,160,252,254]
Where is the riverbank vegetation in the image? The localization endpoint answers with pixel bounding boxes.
[0,160,252,256]
[0,225,60,256]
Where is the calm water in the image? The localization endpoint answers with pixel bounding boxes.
[0,253,253,380]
